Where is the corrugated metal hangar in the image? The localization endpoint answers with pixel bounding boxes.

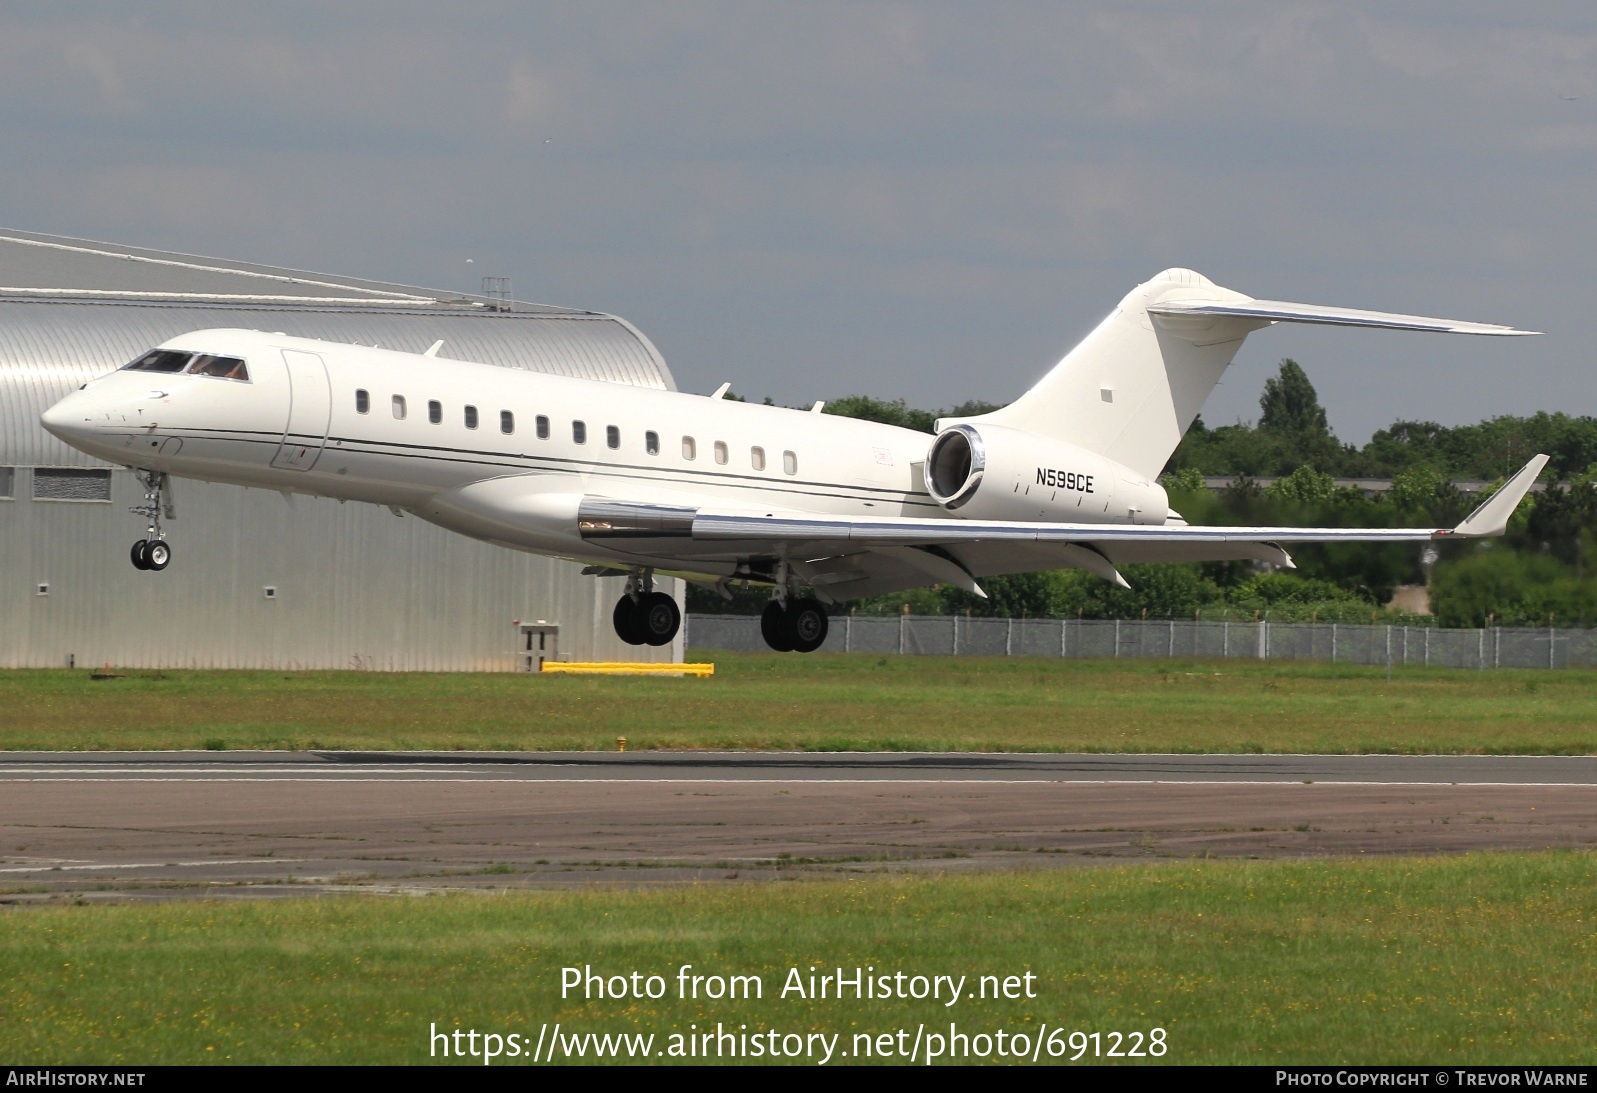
[0,229,683,670]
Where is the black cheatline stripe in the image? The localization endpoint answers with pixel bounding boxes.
[163,429,946,511]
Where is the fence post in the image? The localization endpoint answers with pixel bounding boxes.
[1494,626,1500,669]
[952,614,958,657]
[845,615,852,654]
[1114,619,1121,658]
[1551,625,1557,670]
[1258,619,1267,660]
[1060,618,1067,659]
[1169,619,1175,658]
[1401,625,1408,666]
[899,611,906,656]
[1331,623,1337,663]
[1006,618,1013,657]
[1424,626,1430,668]
[1223,620,1229,658]
[1479,628,1485,671]
[1385,626,1392,682]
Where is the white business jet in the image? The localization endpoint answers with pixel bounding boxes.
[40,268,1546,653]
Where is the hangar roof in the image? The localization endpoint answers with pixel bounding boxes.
[0,228,582,312]
[0,230,676,465]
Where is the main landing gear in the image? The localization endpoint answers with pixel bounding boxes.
[128,469,172,572]
[760,597,829,653]
[611,571,681,647]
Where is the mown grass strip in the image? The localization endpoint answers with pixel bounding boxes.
[2,655,1597,754]
[3,853,1594,1065]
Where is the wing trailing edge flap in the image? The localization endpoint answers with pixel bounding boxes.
[797,546,988,602]
[955,539,1294,582]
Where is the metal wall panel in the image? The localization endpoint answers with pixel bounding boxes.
[2,471,682,670]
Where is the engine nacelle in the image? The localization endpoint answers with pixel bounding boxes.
[923,423,1168,525]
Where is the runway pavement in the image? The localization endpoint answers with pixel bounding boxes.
[2,751,1594,902]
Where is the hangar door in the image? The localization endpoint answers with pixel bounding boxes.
[272,349,332,471]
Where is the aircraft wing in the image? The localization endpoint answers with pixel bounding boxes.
[581,456,1548,598]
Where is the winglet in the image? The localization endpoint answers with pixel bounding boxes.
[1449,454,1550,537]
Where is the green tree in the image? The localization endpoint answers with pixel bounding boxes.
[1428,547,1579,628]
[1267,464,1338,506]
[1259,359,1330,438]
[823,396,940,433]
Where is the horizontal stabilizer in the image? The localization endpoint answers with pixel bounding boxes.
[1149,299,1539,336]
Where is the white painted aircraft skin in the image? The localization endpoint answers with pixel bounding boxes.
[40,268,1546,618]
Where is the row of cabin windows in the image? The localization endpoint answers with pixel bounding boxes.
[354,389,799,474]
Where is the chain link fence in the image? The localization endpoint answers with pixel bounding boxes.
[686,615,1597,669]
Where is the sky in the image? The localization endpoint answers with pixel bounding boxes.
[2,1,1594,442]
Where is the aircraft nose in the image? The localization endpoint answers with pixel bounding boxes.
[40,389,94,442]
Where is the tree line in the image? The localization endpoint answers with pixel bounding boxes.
[688,364,1597,627]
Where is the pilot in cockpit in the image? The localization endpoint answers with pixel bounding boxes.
[123,349,250,382]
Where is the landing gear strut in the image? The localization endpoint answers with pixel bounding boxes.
[128,470,172,572]
[611,570,681,647]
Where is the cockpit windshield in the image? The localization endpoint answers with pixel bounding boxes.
[123,349,191,373]
[187,354,250,381]
[121,349,250,382]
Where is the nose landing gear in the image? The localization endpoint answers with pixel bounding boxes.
[611,570,681,647]
[128,469,173,572]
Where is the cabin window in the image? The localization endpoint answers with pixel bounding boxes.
[713,441,728,465]
[682,436,696,460]
[645,430,660,455]
[355,389,370,414]
[428,400,442,424]
[783,450,798,475]
[573,420,587,444]
[187,354,249,381]
[501,410,515,434]
[0,467,12,499]
[464,405,478,429]
[536,415,550,439]
[392,395,407,420]
[751,446,766,471]
[606,425,620,449]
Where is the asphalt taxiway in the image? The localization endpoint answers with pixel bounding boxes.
[3,752,1593,902]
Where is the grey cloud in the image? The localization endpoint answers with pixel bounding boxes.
[0,2,1592,440]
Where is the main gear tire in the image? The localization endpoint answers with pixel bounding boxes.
[638,591,681,646]
[130,540,151,570]
[760,600,795,652]
[787,598,829,653]
[612,596,647,645]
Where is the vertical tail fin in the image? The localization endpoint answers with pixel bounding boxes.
[963,269,1266,479]
[958,269,1535,479]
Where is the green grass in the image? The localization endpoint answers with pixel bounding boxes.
[4,853,1594,1064]
[4,654,1597,753]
